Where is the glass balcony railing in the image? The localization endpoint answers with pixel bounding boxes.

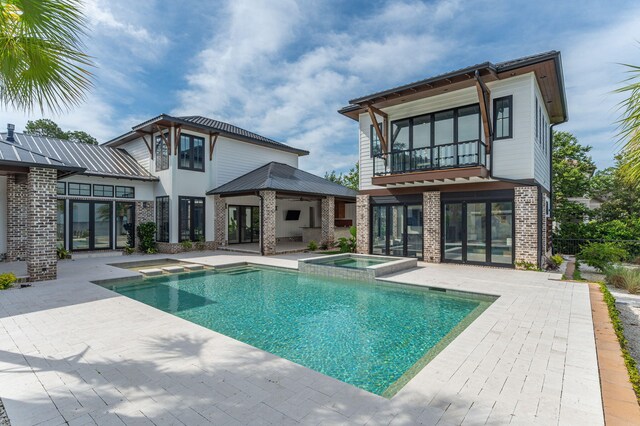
[373,139,487,176]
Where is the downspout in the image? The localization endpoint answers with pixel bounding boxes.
[256,192,264,256]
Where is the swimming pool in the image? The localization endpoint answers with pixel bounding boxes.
[313,256,391,268]
[101,265,494,397]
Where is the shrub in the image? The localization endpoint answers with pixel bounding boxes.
[180,240,193,251]
[307,240,318,251]
[56,245,70,260]
[545,254,564,270]
[605,265,640,294]
[0,273,17,290]
[578,242,628,272]
[515,260,540,271]
[123,245,135,255]
[337,226,357,253]
[137,222,157,254]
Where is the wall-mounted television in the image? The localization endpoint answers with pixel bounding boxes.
[285,210,301,221]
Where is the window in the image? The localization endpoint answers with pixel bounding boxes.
[155,135,169,171]
[179,197,205,242]
[370,124,382,156]
[57,182,66,195]
[156,196,169,242]
[57,199,65,248]
[93,184,114,197]
[68,182,91,196]
[115,186,135,198]
[433,110,454,146]
[178,134,205,171]
[457,105,480,142]
[391,119,410,151]
[493,96,513,139]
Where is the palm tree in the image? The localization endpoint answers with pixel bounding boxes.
[617,63,640,183]
[0,0,93,113]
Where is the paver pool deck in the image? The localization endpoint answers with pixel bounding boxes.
[0,252,603,425]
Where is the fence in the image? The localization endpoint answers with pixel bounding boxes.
[554,238,640,257]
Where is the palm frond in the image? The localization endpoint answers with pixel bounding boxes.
[616,61,640,183]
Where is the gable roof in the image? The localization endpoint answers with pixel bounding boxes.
[207,162,358,199]
[339,51,567,124]
[0,132,157,181]
[105,114,309,156]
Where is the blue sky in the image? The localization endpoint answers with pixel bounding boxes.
[3,0,640,175]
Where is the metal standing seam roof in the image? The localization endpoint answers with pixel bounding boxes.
[0,132,158,181]
[0,140,84,173]
[207,162,358,199]
[105,114,309,156]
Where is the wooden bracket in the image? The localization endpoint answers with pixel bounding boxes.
[140,134,153,159]
[173,125,182,155]
[154,124,171,155]
[209,132,219,161]
[367,105,388,154]
[474,70,493,153]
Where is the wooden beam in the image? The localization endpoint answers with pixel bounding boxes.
[367,104,388,119]
[367,106,388,154]
[474,71,493,153]
[174,125,182,155]
[154,124,171,155]
[209,132,219,161]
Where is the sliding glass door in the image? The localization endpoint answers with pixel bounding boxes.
[442,201,513,265]
[228,205,260,244]
[371,204,423,259]
[70,201,113,251]
[115,202,135,248]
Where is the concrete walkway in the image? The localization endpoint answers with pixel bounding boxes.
[0,252,603,425]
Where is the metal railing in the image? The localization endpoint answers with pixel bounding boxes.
[373,139,486,176]
[554,238,640,256]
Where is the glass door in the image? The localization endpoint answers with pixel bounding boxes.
[71,201,90,250]
[372,206,387,255]
[115,202,135,248]
[389,206,405,257]
[491,202,514,264]
[228,206,239,244]
[70,201,113,251]
[406,205,423,258]
[241,206,253,243]
[466,203,487,263]
[370,204,422,259]
[229,205,259,244]
[94,202,112,249]
[443,203,463,261]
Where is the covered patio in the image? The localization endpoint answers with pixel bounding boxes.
[208,162,357,255]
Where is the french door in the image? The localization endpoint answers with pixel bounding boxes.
[115,202,135,248]
[70,201,113,251]
[442,201,513,265]
[228,205,260,244]
[371,204,423,259]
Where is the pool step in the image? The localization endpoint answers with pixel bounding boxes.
[139,268,163,276]
[162,266,185,274]
[183,264,204,271]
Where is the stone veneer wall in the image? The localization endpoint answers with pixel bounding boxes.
[27,168,58,281]
[213,194,227,247]
[515,186,539,268]
[156,241,217,254]
[134,201,154,249]
[423,191,441,263]
[260,190,276,255]
[356,195,369,254]
[6,174,28,261]
[321,196,335,246]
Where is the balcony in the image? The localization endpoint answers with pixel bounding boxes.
[372,139,488,186]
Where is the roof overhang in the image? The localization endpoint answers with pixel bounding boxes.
[208,187,356,201]
[0,159,85,178]
[339,51,567,124]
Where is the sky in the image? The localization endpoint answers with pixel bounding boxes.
[2,0,639,175]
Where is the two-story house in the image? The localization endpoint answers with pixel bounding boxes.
[339,51,567,268]
[0,115,356,281]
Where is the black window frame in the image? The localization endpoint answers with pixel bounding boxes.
[115,185,135,199]
[93,184,114,198]
[67,182,91,196]
[493,95,513,140]
[178,133,205,172]
[57,182,66,195]
[156,196,170,243]
[370,124,382,157]
[57,199,66,249]
[389,103,481,152]
[178,196,206,242]
[155,134,169,171]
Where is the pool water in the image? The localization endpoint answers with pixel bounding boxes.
[314,256,391,269]
[103,266,493,396]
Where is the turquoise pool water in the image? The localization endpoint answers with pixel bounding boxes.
[103,266,493,396]
[314,256,391,269]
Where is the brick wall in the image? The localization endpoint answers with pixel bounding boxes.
[423,191,441,263]
[515,186,539,268]
[26,168,57,281]
[213,194,227,247]
[321,196,335,246]
[260,190,276,255]
[356,195,369,254]
[134,201,154,249]
[7,174,28,261]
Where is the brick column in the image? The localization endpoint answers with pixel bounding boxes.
[134,201,154,250]
[6,174,28,261]
[515,186,539,268]
[213,194,227,247]
[27,168,57,281]
[321,196,335,247]
[260,190,276,255]
[356,195,370,254]
[423,191,441,263]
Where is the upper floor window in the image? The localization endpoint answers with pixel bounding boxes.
[115,186,135,198]
[155,135,169,171]
[68,182,91,196]
[93,184,114,197]
[178,134,205,171]
[494,96,513,140]
[57,182,66,195]
[370,124,382,156]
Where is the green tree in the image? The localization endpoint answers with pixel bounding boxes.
[324,162,359,191]
[616,63,640,183]
[590,155,640,223]
[0,0,93,113]
[24,118,97,144]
